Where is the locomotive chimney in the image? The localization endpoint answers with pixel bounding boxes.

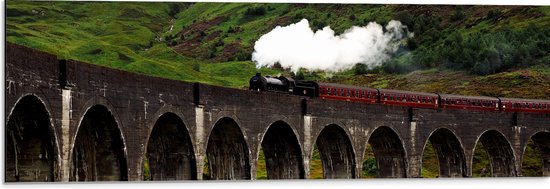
[256,73,261,77]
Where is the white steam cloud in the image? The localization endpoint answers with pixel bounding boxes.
[252,19,412,73]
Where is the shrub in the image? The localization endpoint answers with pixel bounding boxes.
[450,6,466,22]
[354,63,369,75]
[487,9,501,20]
[244,6,266,16]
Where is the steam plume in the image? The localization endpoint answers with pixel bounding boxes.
[252,19,412,73]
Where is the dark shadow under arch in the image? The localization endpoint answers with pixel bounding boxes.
[6,95,58,182]
[145,113,196,180]
[315,124,356,179]
[367,126,406,178]
[261,121,304,179]
[523,132,550,176]
[423,128,466,177]
[205,117,250,180]
[474,130,516,177]
[70,105,127,181]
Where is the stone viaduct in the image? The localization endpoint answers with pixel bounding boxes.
[5,43,550,182]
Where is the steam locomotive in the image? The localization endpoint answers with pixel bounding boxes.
[249,73,550,114]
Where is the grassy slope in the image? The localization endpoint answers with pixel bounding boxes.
[6,1,548,179]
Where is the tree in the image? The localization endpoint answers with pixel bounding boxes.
[354,63,369,75]
[244,6,266,16]
[295,71,305,80]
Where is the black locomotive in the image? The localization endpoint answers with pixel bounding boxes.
[250,73,318,97]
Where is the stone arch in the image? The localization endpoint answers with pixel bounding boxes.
[70,104,128,181]
[313,124,356,179]
[473,130,516,177]
[366,126,406,178]
[144,112,196,180]
[422,128,466,177]
[6,95,59,182]
[205,117,250,180]
[522,131,550,176]
[260,121,304,179]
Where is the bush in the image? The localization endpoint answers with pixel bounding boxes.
[472,48,502,75]
[312,20,326,30]
[354,63,369,75]
[381,59,415,74]
[487,9,502,20]
[362,158,377,177]
[193,63,200,72]
[295,71,305,80]
[244,6,266,16]
[450,6,466,22]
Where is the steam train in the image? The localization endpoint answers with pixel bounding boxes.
[249,73,550,114]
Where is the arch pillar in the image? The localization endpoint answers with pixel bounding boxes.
[407,121,422,178]
[302,114,313,179]
[61,88,72,182]
[194,105,206,180]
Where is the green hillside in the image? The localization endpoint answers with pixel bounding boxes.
[6,1,549,179]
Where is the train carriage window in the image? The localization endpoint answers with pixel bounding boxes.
[383,94,388,101]
[326,88,331,95]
